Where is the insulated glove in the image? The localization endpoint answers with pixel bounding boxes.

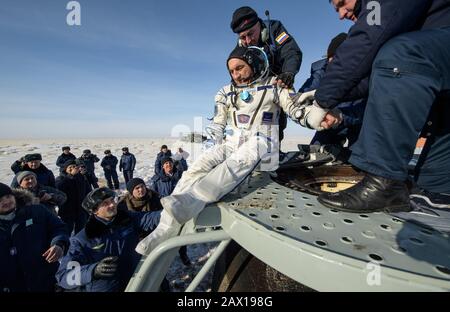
[205,123,225,144]
[276,72,295,88]
[297,89,316,106]
[299,101,328,131]
[93,256,119,279]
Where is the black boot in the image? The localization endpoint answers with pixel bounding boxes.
[317,173,411,213]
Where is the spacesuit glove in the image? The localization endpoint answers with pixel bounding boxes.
[297,89,317,106]
[135,209,181,256]
[205,123,225,144]
[298,101,328,131]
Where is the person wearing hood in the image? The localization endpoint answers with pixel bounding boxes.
[150,157,184,198]
[149,159,191,266]
[56,160,91,234]
[15,171,66,215]
[56,146,76,174]
[11,153,56,188]
[56,187,161,292]
[0,183,69,292]
[154,145,172,176]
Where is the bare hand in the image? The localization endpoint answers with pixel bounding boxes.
[320,111,343,130]
[42,245,63,263]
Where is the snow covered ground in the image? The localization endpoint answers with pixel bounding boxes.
[0,136,310,291]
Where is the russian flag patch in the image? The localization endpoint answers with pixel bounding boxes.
[275,32,289,45]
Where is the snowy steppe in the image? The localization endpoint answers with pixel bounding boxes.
[0,136,310,291]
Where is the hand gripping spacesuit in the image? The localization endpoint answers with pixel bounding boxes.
[136,46,304,255]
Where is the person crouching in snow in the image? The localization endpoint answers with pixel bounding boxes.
[136,46,313,255]
[56,187,161,292]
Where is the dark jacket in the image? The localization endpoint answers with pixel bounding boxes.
[117,189,163,212]
[154,150,172,175]
[11,164,56,188]
[56,209,160,292]
[120,153,136,172]
[299,59,366,129]
[55,172,90,219]
[0,189,69,292]
[258,19,303,76]
[11,160,24,174]
[150,167,183,198]
[21,184,67,215]
[56,153,76,171]
[78,154,100,175]
[316,0,450,108]
[101,155,119,172]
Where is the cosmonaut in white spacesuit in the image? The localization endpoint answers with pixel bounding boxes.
[136,46,337,255]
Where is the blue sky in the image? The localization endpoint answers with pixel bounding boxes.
[0,0,353,139]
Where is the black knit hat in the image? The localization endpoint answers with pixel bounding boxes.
[104,149,111,154]
[327,33,348,59]
[63,159,77,171]
[231,6,259,33]
[161,157,173,166]
[126,178,146,193]
[24,153,42,162]
[62,146,70,151]
[122,147,129,152]
[83,149,91,154]
[0,183,13,198]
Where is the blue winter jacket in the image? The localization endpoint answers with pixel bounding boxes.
[299,59,366,129]
[154,150,172,175]
[120,153,136,172]
[150,168,183,198]
[0,190,69,292]
[56,209,160,292]
[316,0,450,108]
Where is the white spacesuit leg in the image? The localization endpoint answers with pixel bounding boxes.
[166,135,270,224]
[171,143,231,195]
[136,136,271,256]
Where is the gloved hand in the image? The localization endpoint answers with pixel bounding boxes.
[205,123,225,144]
[301,101,329,130]
[275,72,295,88]
[93,256,119,279]
[297,89,316,106]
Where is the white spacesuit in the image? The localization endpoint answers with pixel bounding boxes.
[136,47,306,256]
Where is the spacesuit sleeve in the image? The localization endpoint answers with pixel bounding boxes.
[276,87,300,121]
[212,87,229,126]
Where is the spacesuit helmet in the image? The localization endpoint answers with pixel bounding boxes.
[227,46,269,87]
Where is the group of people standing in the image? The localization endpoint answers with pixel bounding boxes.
[1,142,191,292]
